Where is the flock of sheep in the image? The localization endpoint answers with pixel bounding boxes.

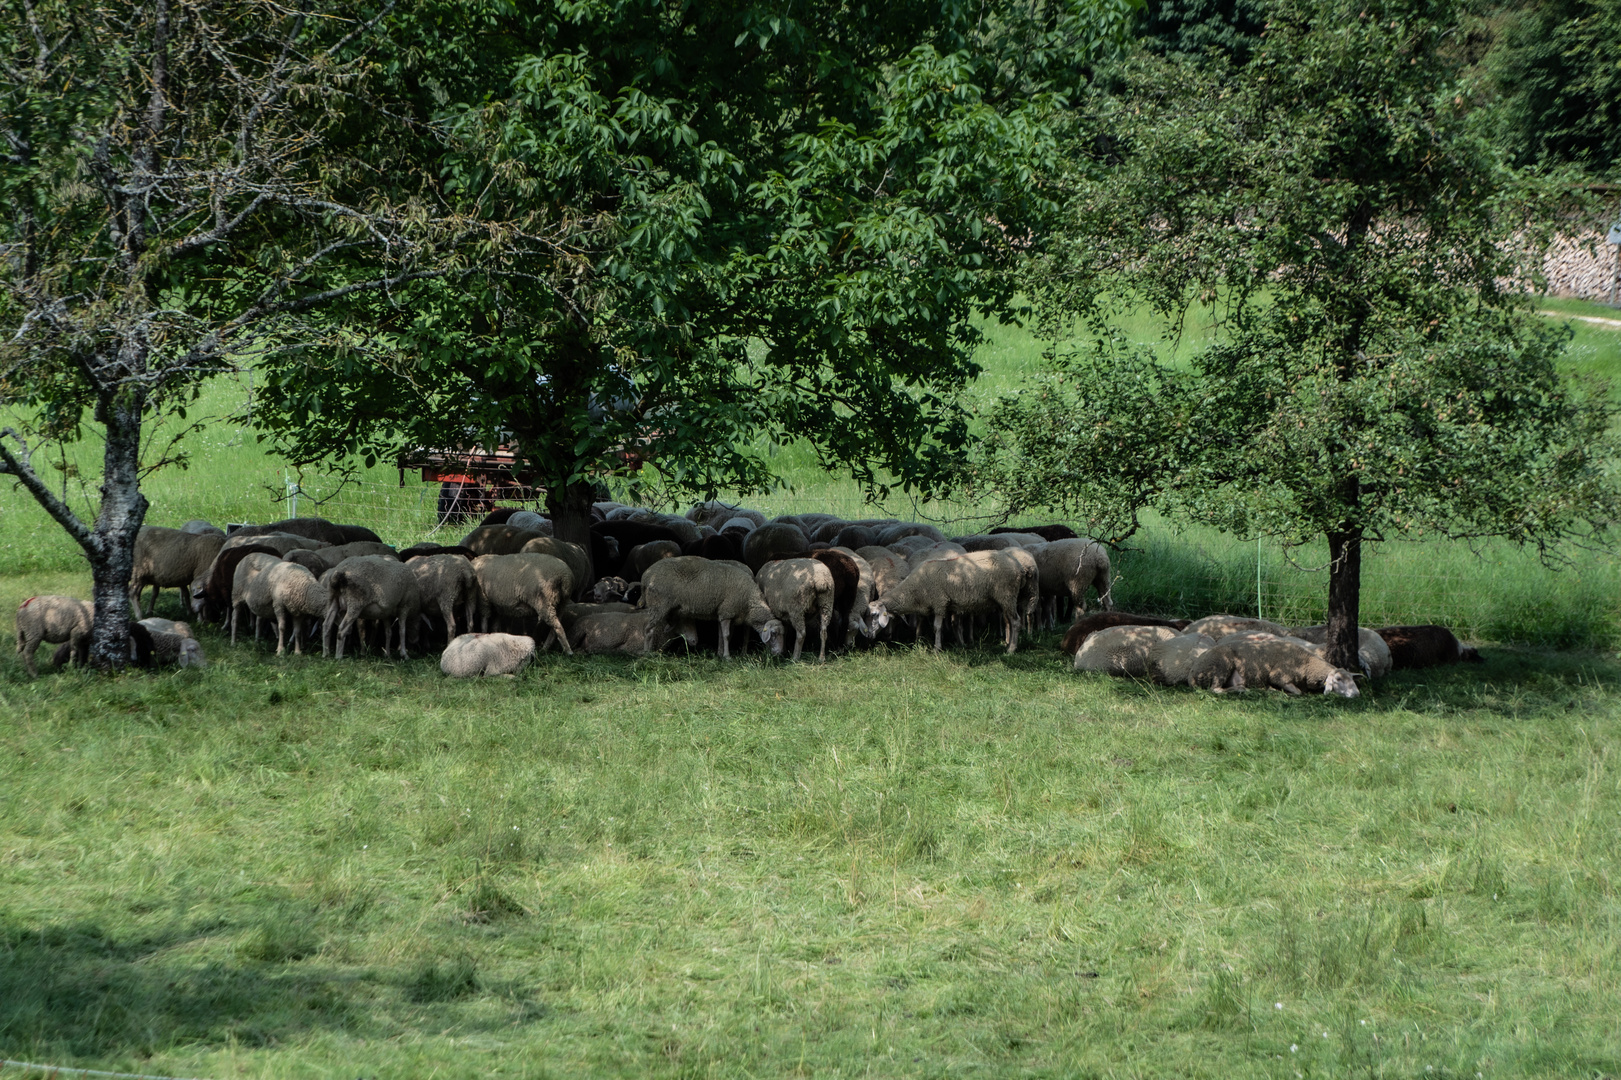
[13,499,1483,694]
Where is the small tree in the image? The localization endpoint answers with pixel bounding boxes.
[972,0,1619,669]
[250,0,1141,560]
[0,1,463,667]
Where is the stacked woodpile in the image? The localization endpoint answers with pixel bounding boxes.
[1542,227,1620,304]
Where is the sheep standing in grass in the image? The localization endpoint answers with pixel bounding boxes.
[282,541,398,576]
[460,524,545,556]
[441,633,536,677]
[1033,538,1113,627]
[260,562,330,655]
[323,556,422,660]
[1189,638,1359,697]
[15,596,93,677]
[641,556,784,659]
[472,553,575,653]
[519,537,592,597]
[742,522,810,571]
[409,553,479,644]
[756,558,836,662]
[229,553,287,645]
[867,549,1030,653]
[1073,624,1179,676]
[128,527,227,617]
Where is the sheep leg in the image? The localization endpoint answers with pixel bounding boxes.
[396,615,409,659]
[1278,680,1302,696]
[440,600,457,642]
[230,603,242,646]
[20,633,41,678]
[932,613,945,652]
[544,609,571,656]
[335,612,360,660]
[1004,603,1020,654]
[789,613,806,662]
[275,609,289,656]
[718,618,732,660]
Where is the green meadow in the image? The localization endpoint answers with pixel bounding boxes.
[1,300,1619,1077]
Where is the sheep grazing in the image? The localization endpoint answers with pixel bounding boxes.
[1287,624,1395,678]
[128,526,228,617]
[460,524,546,556]
[399,543,475,561]
[323,556,423,660]
[1061,612,1191,656]
[408,553,478,644]
[1189,638,1359,698]
[1147,632,1217,685]
[625,539,682,580]
[991,524,1078,543]
[441,633,536,677]
[742,521,811,572]
[757,558,837,661]
[231,517,351,547]
[258,561,331,655]
[282,540,399,577]
[15,596,93,677]
[641,556,784,660]
[229,552,287,645]
[519,537,592,598]
[1373,625,1483,669]
[821,547,876,645]
[869,548,1032,653]
[1033,538,1113,627]
[1072,624,1179,676]
[906,541,967,571]
[1185,614,1291,639]
[471,553,575,653]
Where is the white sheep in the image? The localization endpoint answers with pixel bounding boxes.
[868,549,1031,653]
[1287,624,1394,679]
[262,561,330,655]
[137,616,191,638]
[1073,624,1179,676]
[14,595,93,677]
[441,633,536,677]
[229,552,287,645]
[1189,638,1359,697]
[756,558,836,662]
[1185,614,1292,639]
[1147,632,1218,685]
[641,556,784,660]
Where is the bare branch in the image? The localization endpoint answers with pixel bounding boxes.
[0,427,96,550]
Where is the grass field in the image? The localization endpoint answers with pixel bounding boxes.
[2,299,1620,1077]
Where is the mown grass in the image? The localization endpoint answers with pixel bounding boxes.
[2,590,1619,1078]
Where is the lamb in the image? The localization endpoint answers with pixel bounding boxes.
[519,537,592,597]
[868,548,1031,653]
[756,558,837,661]
[1061,612,1191,656]
[641,556,784,659]
[460,524,546,556]
[1147,632,1217,685]
[1189,638,1360,698]
[471,553,575,653]
[1073,624,1180,676]
[1285,624,1395,678]
[128,526,227,617]
[229,552,287,645]
[441,633,536,677]
[1373,625,1483,669]
[742,521,810,571]
[260,561,331,655]
[15,595,93,677]
[408,553,479,643]
[1185,614,1292,639]
[1032,538,1113,627]
[323,556,423,660]
[138,626,207,669]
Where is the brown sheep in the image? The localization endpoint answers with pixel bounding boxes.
[1374,625,1483,669]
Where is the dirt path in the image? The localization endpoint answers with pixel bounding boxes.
[1540,309,1621,330]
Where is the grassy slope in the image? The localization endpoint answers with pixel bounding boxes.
[2,305,1620,1077]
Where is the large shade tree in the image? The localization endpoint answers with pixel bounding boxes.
[252,0,1140,561]
[0,0,467,667]
[970,0,1619,670]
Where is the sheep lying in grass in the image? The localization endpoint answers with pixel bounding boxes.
[472,553,575,653]
[323,556,422,660]
[1285,625,1393,678]
[441,633,536,677]
[1147,633,1217,685]
[642,556,783,659]
[1061,612,1191,656]
[129,527,227,617]
[1185,614,1292,639]
[1373,624,1483,669]
[15,596,93,677]
[568,610,661,655]
[1189,638,1359,698]
[757,558,836,662]
[136,625,207,669]
[1073,624,1179,676]
[138,616,191,638]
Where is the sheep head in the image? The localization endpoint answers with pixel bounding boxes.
[1322,668,1358,698]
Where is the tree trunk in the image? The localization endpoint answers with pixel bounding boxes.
[1324,526,1362,674]
[545,479,597,590]
[87,391,150,669]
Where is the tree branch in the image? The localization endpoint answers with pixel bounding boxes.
[0,427,96,551]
